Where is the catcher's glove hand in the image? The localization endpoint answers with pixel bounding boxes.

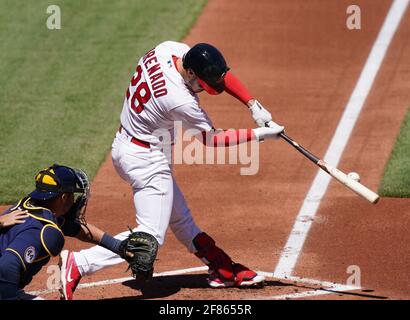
[119,231,159,282]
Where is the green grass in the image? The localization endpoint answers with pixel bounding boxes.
[379,107,410,198]
[0,0,207,203]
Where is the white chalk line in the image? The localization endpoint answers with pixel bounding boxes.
[250,272,360,300]
[273,0,410,279]
[253,288,351,300]
[28,266,209,296]
[28,266,359,300]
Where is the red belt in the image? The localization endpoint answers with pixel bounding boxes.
[119,126,150,149]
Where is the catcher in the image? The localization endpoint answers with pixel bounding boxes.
[0,164,127,300]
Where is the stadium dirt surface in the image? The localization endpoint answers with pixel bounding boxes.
[9,0,410,300]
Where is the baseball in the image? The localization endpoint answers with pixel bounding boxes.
[347,172,360,182]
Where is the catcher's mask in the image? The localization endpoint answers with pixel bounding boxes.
[29,164,89,201]
[183,43,230,95]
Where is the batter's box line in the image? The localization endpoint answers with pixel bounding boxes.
[28,266,209,296]
[247,271,361,300]
[28,266,359,299]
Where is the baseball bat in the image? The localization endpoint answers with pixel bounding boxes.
[270,124,380,204]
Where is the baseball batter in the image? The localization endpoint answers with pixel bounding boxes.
[60,41,284,299]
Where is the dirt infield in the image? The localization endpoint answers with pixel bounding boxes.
[17,0,410,299]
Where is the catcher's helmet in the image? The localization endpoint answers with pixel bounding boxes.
[183,43,230,95]
[29,164,89,201]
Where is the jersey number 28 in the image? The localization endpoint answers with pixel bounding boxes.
[126,65,151,114]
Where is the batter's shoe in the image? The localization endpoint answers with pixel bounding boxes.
[59,250,82,300]
[232,263,265,287]
[193,232,235,284]
[207,269,235,288]
[207,263,265,288]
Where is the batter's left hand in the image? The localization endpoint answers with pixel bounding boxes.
[248,99,272,127]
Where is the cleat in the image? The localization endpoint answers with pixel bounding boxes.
[232,263,265,287]
[193,233,264,288]
[207,269,235,288]
[207,264,265,288]
[59,250,82,300]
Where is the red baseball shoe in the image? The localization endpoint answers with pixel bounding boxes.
[232,263,265,287]
[207,269,236,288]
[207,263,265,288]
[59,250,82,300]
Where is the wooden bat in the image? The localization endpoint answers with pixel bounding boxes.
[278,131,380,204]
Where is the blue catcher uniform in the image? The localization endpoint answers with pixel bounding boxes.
[0,197,82,299]
[0,164,87,300]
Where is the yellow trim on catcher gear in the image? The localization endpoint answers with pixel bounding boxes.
[5,248,27,271]
[8,199,23,212]
[40,224,64,257]
[23,197,49,212]
[22,198,61,229]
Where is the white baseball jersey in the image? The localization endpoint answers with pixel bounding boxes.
[72,42,213,276]
[67,41,264,286]
[120,41,213,145]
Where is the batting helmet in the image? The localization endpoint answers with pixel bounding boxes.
[29,164,89,201]
[183,43,230,95]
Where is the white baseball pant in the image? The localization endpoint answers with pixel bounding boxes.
[73,130,202,275]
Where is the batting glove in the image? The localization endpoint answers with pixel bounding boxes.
[252,124,284,141]
[248,99,272,127]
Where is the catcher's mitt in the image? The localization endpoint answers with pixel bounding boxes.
[119,231,159,282]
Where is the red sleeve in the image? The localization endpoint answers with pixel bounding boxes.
[201,129,255,147]
[223,71,253,105]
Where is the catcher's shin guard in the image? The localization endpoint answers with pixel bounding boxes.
[193,232,235,283]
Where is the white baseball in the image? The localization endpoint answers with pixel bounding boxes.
[347,172,360,182]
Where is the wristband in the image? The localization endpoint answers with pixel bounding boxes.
[100,233,122,254]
